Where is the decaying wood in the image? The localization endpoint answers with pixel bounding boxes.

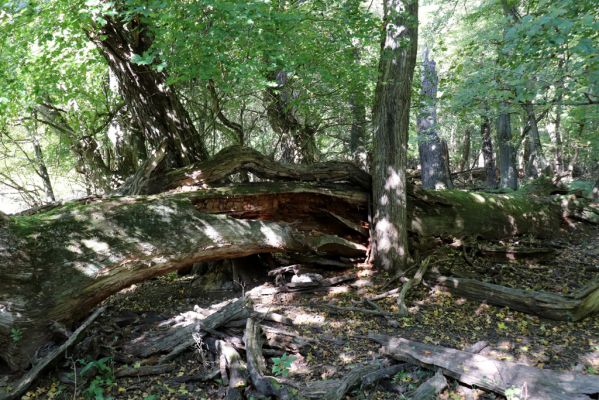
[371,335,599,400]
[243,317,305,400]
[216,340,248,400]
[320,304,400,319]
[125,298,250,360]
[397,261,429,315]
[410,370,448,400]
[301,360,392,400]
[477,244,555,263]
[435,275,599,321]
[115,363,175,378]
[0,306,105,400]
[261,325,313,354]
[0,197,364,371]
[147,145,372,194]
[0,145,581,373]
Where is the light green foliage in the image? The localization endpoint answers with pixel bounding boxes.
[271,352,296,377]
[10,327,22,343]
[78,356,115,400]
[505,385,525,400]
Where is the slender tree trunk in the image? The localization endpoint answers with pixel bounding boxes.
[481,115,497,188]
[552,105,563,174]
[523,102,546,178]
[593,178,599,200]
[417,50,452,189]
[28,116,55,202]
[349,49,368,169]
[497,105,518,190]
[90,17,208,168]
[372,0,418,272]
[459,127,471,172]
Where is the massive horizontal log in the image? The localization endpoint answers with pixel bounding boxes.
[0,148,571,376]
[407,187,561,239]
[0,194,364,372]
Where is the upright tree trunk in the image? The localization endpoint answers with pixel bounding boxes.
[372,0,418,272]
[523,102,546,178]
[497,0,518,190]
[497,105,518,190]
[593,178,599,200]
[459,127,471,172]
[417,50,452,189]
[349,49,368,169]
[552,105,564,174]
[481,115,498,188]
[264,71,319,164]
[91,16,208,168]
[28,116,55,202]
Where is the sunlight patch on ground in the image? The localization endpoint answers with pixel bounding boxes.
[292,311,325,326]
[81,238,110,254]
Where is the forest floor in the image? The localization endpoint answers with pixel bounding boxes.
[16,224,599,400]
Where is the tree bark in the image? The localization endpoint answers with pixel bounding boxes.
[0,146,569,373]
[349,48,368,169]
[90,15,208,168]
[28,118,55,203]
[497,105,518,189]
[371,0,419,272]
[264,72,319,164]
[480,115,498,188]
[373,335,599,400]
[417,50,452,189]
[459,127,471,172]
[523,101,547,178]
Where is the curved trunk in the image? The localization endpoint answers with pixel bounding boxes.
[264,72,319,164]
[91,18,208,168]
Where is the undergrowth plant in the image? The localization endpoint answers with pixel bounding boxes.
[78,356,115,400]
[271,353,296,377]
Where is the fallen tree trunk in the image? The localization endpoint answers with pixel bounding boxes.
[434,275,599,322]
[371,335,599,400]
[0,147,571,374]
[0,195,364,372]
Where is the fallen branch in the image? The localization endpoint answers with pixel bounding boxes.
[320,304,400,319]
[397,260,430,316]
[301,360,394,400]
[410,370,447,400]
[243,317,305,400]
[0,306,105,400]
[435,276,599,321]
[115,363,175,378]
[124,298,250,360]
[370,335,599,400]
[217,340,247,400]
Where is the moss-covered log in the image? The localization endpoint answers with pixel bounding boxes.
[0,192,365,372]
[0,148,570,375]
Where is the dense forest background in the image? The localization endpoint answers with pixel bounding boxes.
[0,0,597,212]
[1,1,599,400]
